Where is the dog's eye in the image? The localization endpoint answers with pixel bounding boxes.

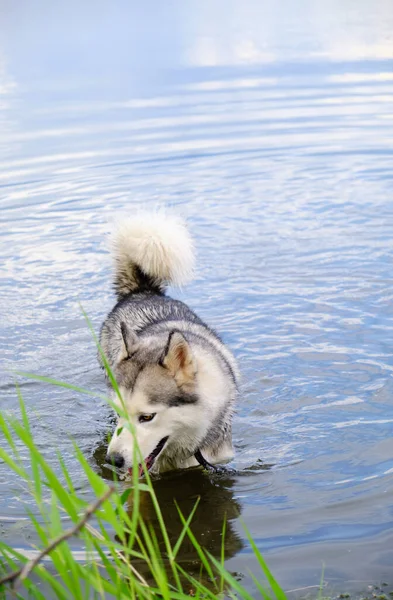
[138,413,156,423]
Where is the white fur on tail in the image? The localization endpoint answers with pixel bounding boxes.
[111,212,195,298]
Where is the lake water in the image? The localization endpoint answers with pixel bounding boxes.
[1,0,393,595]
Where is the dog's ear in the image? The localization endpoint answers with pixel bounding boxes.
[119,322,139,361]
[162,331,196,388]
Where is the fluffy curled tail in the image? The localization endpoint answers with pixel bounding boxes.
[110,212,195,299]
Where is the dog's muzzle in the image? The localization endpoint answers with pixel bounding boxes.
[134,436,169,477]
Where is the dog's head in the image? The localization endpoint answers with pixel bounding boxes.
[105,323,208,474]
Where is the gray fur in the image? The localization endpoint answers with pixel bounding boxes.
[99,218,239,474]
[100,293,237,384]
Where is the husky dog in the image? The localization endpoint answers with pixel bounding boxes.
[100,213,239,474]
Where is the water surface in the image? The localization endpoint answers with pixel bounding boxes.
[1,1,393,595]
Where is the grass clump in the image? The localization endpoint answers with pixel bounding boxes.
[0,319,285,599]
[0,388,284,600]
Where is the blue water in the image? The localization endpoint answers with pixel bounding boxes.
[1,0,393,594]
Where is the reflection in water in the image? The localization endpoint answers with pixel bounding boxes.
[94,439,243,586]
[94,438,243,581]
[131,470,243,576]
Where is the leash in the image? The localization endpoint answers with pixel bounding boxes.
[194,449,217,471]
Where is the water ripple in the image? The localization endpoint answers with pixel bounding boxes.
[1,0,393,592]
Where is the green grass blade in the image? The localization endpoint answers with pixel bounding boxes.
[172,497,200,559]
[175,505,216,588]
[242,523,287,600]
[15,372,108,401]
[249,569,273,600]
[207,553,256,600]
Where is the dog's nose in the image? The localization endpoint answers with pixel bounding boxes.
[105,452,125,469]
